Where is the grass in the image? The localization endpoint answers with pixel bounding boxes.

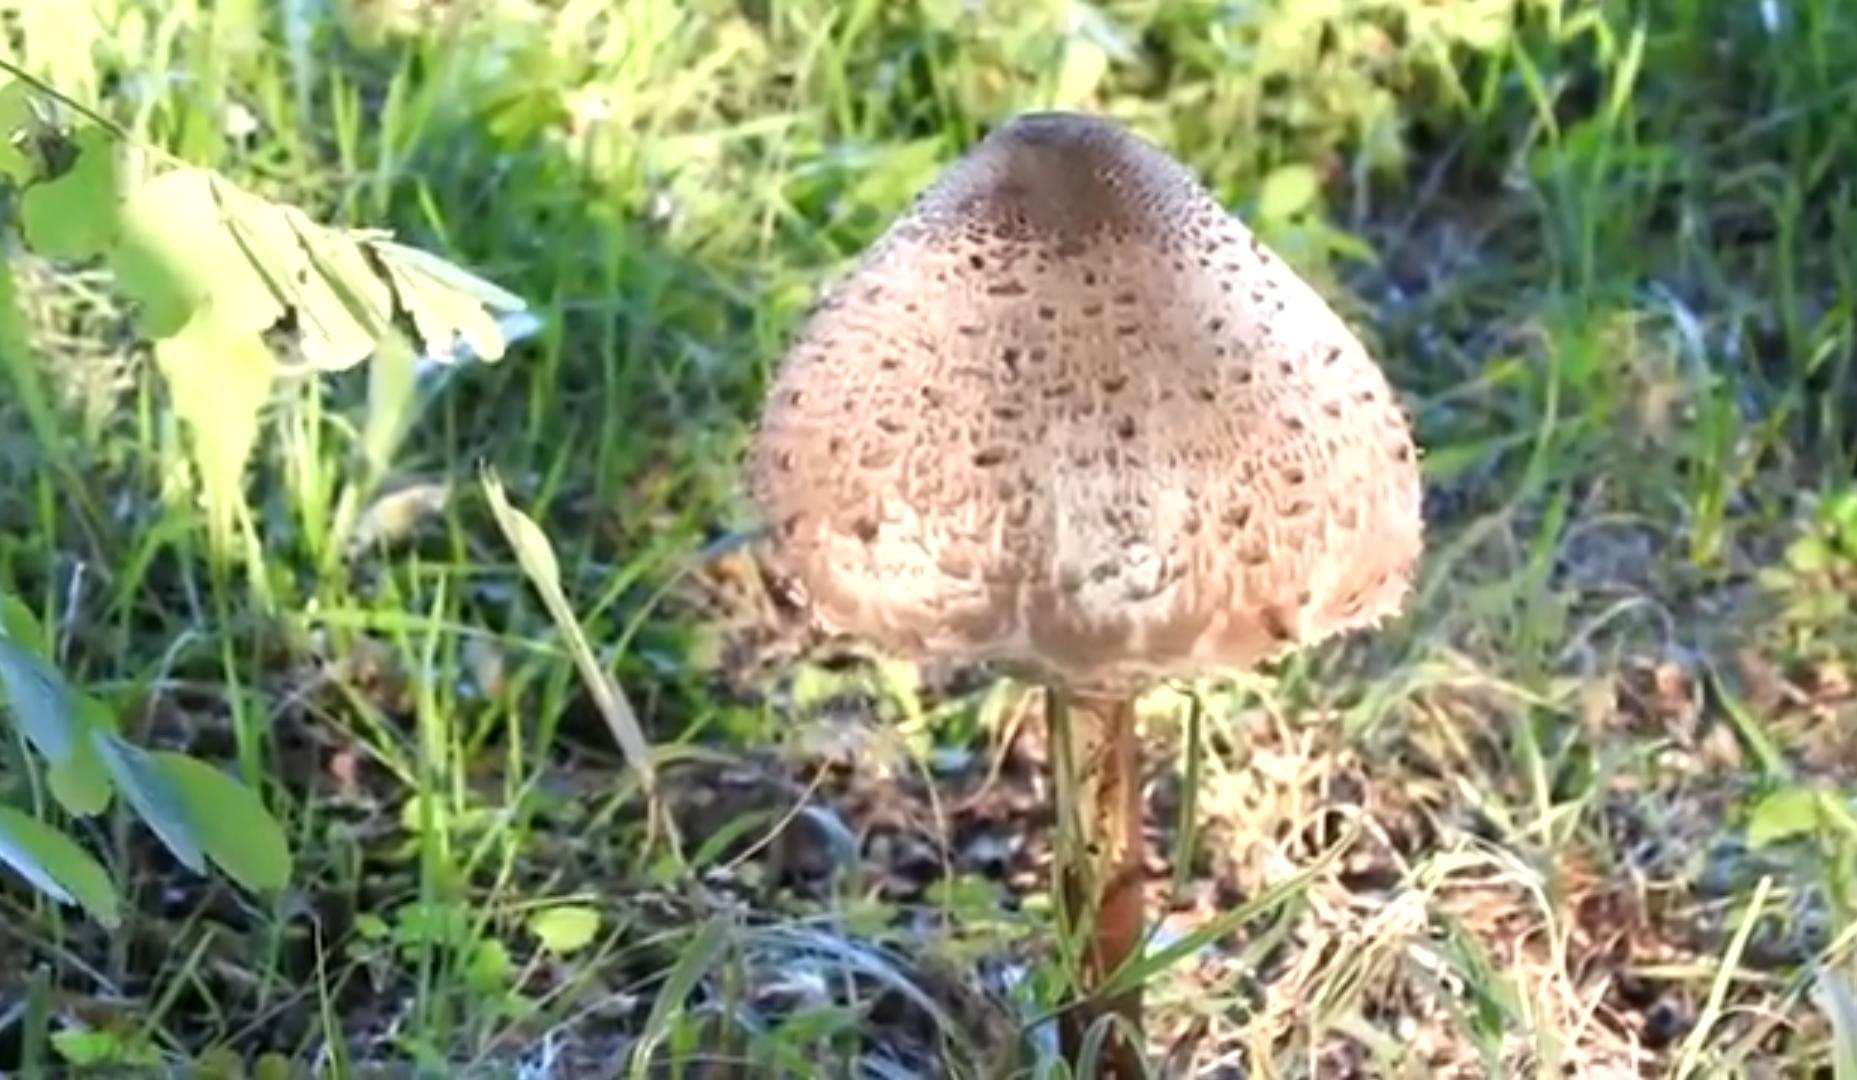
[2,0,1857,1075]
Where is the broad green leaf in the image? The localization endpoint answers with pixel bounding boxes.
[0,636,81,765]
[93,732,205,874]
[289,209,392,370]
[1827,490,1857,549]
[50,1027,161,1069]
[0,591,49,656]
[528,905,601,955]
[0,611,113,816]
[0,79,35,183]
[1256,162,1322,222]
[153,307,278,552]
[153,751,291,893]
[0,805,119,927]
[46,696,113,816]
[1748,786,1822,847]
[111,166,284,339]
[467,937,512,993]
[20,127,120,259]
[47,755,112,817]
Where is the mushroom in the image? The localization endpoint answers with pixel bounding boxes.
[747,111,1424,1073]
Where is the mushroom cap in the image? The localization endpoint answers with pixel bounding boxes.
[748,112,1423,691]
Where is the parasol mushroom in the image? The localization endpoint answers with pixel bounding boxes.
[747,111,1424,1074]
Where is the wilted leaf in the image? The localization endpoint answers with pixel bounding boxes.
[529,904,601,955]
[380,253,507,362]
[153,307,278,552]
[347,481,450,555]
[0,805,119,926]
[482,472,564,593]
[219,187,310,310]
[1256,162,1322,222]
[153,751,291,893]
[1748,786,1822,847]
[289,209,391,370]
[481,468,660,809]
[93,732,205,874]
[20,127,120,259]
[372,238,525,313]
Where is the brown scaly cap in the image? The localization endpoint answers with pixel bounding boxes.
[748,111,1424,691]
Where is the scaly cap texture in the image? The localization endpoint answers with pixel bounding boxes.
[748,112,1424,690]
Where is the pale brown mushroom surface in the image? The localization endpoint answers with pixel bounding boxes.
[749,112,1423,692]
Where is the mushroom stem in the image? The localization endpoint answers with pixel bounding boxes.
[1048,684,1146,1075]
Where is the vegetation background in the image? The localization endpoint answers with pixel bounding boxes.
[1,0,1856,1075]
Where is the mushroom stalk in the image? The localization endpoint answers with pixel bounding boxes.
[1048,685,1145,1074]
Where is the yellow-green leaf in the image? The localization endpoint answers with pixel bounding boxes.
[153,751,292,893]
[1748,787,1823,848]
[1256,162,1322,222]
[0,805,119,927]
[467,937,512,992]
[219,187,313,321]
[153,308,278,552]
[1053,36,1108,109]
[528,904,601,955]
[17,1,105,104]
[110,166,285,339]
[21,127,121,260]
[354,328,421,486]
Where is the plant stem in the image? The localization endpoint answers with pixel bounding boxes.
[1048,683,1146,1076]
